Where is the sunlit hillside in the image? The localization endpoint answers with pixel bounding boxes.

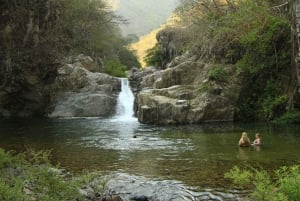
[130,15,179,68]
[106,0,180,68]
[129,28,162,67]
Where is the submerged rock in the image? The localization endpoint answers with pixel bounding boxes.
[89,173,248,201]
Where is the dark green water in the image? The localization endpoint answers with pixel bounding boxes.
[0,118,300,190]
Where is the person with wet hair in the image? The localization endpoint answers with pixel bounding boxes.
[238,132,251,147]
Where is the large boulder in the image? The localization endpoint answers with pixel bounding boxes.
[0,61,57,118]
[134,61,241,124]
[48,56,120,118]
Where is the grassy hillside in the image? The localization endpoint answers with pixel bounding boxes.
[130,28,162,67]
[130,15,178,67]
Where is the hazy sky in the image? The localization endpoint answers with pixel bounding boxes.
[110,0,180,36]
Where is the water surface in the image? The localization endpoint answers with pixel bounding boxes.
[1,118,300,191]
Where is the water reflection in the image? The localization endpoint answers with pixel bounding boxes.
[0,119,300,191]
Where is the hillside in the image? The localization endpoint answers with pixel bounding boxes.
[111,0,179,37]
[130,15,178,67]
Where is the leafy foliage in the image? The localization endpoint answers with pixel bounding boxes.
[0,148,114,201]
[0,148,83,200]
[208,66,228,83]
[175,0,292,121]
[225,165,300,201]
[0,0,139,78]
[144,43,163,68]
[273,110,300,124]
[104,58,127,77]
[118,47,141,69]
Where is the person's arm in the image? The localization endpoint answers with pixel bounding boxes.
[253,139,261,145]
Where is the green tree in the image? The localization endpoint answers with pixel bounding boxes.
[144,43,163,68]
[174,0,292,121]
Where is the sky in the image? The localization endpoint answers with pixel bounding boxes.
[108,0,180,37]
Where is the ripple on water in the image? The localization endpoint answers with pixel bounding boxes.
[69,118,194,152]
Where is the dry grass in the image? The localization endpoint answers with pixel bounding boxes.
[130,14,179,68]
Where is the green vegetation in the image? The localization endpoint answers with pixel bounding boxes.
[225,165,300,201]
[59,0,141,74]
[273,110,300,124]
[170,0,294,121]
[199,82,212,93]
[0,148,110,201]
[104,58,127,77]
[144,44,163,68]
[0,0,140,78]
[208,67,228,83]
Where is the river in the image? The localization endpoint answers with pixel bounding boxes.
[0,79,300,199]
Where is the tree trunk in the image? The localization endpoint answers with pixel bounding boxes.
[294,0,300,84]
[291,0,300,109]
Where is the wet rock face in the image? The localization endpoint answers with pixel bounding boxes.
[48,55,120,118]
[131,60,241,125]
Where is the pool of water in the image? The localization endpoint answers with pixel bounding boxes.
[0,117,300,191]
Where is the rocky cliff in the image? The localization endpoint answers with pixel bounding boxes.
[0,0,62,117]
[130,55,241,124]
[129,0,300,125]
[0,1,122,118]
[48,55,120,117]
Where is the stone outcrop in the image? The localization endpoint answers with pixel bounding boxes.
[0,63,57,118]
[0,0,61,118]
[48,55,120,117]
[131,58,241,124]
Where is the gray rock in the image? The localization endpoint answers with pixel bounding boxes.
[133,62,241,124]
[48,55,120,118]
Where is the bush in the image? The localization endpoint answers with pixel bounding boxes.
[144,43,163,68]
[118,47,141,69]
[273,111,300,124]
[225,165,300,201]
[208,67,228,83]
[0,148,84,201]
[103,58,127,77]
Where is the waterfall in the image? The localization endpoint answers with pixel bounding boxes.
[115,78,135,121]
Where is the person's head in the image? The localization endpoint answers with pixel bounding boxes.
[255,133,261,138]
[241,132,248,139]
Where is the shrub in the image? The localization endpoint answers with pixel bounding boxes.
[225,165,300,201]
[273,111,300,124]
[144,43,163,68]
[208,67,228,83]
[104,58,127,77]
[0,148,84,201]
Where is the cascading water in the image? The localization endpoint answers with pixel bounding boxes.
[115,78,135,121]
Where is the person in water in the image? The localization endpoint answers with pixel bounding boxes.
[252,133,262,146]
[238,132,251,147]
